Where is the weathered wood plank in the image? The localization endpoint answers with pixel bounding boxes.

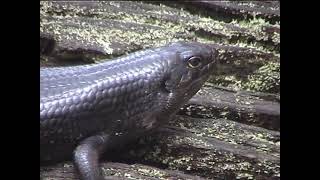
[40,162,206,180]
[40,1,280,55]
[182,85,280,131]
[40,116,280,180]
[156,1,280,24]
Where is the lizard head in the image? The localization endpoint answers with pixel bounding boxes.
[161,41,218,115]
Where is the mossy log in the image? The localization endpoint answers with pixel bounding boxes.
[40,162,206,180]
[40,116,280,180]
[40,1,280,57]
[158,1,280,24]
[181,86,280,131]
[40,1,280,179]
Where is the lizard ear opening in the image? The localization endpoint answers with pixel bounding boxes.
[163,71,182,93]
[160,78,171,93]
[160,52,183,93]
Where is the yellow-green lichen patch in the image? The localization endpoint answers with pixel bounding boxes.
[207,51,280,93]
[208,74,248,91]
[271,32,280,45]
[237,61,280,93]
[136,168,166,179]
[123,173,139,179]
[188,17,237,39]
[102,166,122,177]
[41,19,113,54]
[41,15,195,58]
[40,1,199,59]
[233,17,278,34]
[236,172,254,179]
[41,1,279,58]
[190,15,279,52]
[124,125,278,179]
[170,116,279,155]
[102,164,167,179]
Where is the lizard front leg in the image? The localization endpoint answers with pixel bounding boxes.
[73,133,110,180]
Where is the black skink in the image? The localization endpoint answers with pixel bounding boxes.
[40,42,217,180]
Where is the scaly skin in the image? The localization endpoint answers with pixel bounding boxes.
[40,42,217,180]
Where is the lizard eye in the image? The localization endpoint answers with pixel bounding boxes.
[187,56,202,68]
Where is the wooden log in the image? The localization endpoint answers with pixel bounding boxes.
[40,162,206,180]
[40,1,279,55]
[156,1,280,24]
[181,85,280,131]
[40,115,280,180]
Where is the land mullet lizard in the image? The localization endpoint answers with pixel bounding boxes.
[40,42,217,180]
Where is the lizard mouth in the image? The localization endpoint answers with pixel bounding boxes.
[201,59,215,76]
[198,52,216,81]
